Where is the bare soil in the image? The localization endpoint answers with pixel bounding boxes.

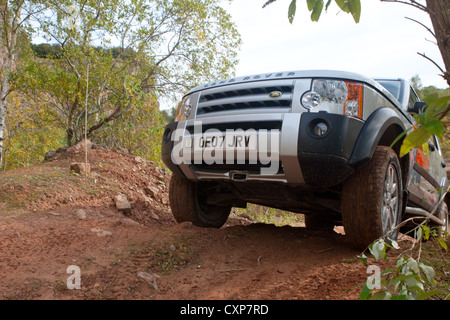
[0,148,414,300]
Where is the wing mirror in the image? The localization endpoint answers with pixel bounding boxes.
[408,101,428,114]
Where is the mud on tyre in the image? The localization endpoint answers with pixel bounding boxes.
[342,146,403,250]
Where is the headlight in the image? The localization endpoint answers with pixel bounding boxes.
[175,95,193,121]
[301,79,364,119]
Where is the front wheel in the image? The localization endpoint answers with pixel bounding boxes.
[342,146,403,250]
[169,174,231,228]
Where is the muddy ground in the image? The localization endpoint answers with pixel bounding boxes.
[0,148,421,301]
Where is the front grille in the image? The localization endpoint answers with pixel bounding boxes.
[197,80,294,115]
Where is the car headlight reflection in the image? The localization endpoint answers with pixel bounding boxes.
[301,79,364,119]
[176,95,193,121]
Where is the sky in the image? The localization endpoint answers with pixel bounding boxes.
[222,0,448,89]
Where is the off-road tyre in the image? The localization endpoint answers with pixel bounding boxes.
[169,173,231,228]
[342,146,403,250]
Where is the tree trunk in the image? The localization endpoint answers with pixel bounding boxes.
[426,0,450,87]
[0,1,21,168]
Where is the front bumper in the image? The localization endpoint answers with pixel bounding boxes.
[162,112,364,188]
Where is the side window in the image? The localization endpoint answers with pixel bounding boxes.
[408,86,420,110]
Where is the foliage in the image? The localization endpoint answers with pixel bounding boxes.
[91,95,166,165]
[15,0,240,147]
[359,202,449,300]
[1,91,65,170]
[400,95,450,157]
[233,204,304,227]
[263,0,361,23]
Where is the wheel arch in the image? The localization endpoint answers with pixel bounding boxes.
[349,107,412,211]
[349,107,410,176]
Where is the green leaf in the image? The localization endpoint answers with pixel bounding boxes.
[437,237,448,251]
[369,239,386,261]
[422,119,444,139]
[347,0,361,23]
[310,0,324,21]
[416,289,442,300]
[359,253,367,266]
[424,95,450,119]
[335,0,350,12]
[369,290,392,300]
[419,263,435,285]
[400,127,431,158]
[325,0,332,11]
[421,225,430,241]
[307,0,316,11]
[335,0,360,23]
[359,284,371,300]
[288,0,297,24]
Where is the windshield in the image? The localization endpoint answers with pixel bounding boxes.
[376,80,402,101]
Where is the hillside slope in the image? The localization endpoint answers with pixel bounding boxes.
[0,146,428,301]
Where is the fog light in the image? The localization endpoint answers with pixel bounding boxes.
[314,122,328,136]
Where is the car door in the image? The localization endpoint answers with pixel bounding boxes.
[406,87,449,212]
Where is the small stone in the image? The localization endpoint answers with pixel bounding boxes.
[67,139,93,154]
[114,194,131,214]
[137,271,160,290]
[75,209,87,220]
[70,163,91,174]
[91,227,112,237]
[44,150,56,161]
[144,186,159,198]
[149,211,160,220]
[134,156,144,163]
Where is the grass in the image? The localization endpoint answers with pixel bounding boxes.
[421,237,450,299]
[233,203,304,227]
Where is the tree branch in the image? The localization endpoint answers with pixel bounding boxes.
[417,52,446,76]
[380,0,428,13]
[404,16,436,40]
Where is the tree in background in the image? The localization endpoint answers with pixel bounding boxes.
[19,0,241,147]
[0,0,50,169]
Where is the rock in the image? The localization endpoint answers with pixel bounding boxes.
[44,150,57,161]
[70,163,91,174]
[74,209,87,220]
[114,194,131,214]
[90,227,112,237]
[134,156,144,163]
[67,139,93,154]
[144,186,159,198]
[137,271,160,290]
[149,211,160,220]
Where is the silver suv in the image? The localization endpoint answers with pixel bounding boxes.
[161,70,448,249]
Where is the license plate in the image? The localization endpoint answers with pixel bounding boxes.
[191,132,257,151]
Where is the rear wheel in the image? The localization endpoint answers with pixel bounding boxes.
[169,174,231,228]
[342,146,403,250]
